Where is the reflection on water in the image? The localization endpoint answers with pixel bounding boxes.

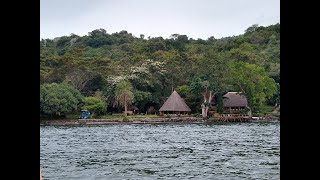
[40,122,280,180]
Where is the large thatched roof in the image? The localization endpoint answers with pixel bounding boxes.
[223,92,248,107]
[159,90,191,112]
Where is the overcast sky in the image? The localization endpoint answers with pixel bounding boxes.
[40,0,280,40]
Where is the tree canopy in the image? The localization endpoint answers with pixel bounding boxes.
[40,83,83,114]
[227,61,277,112]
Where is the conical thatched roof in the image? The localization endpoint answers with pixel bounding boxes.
[159,90,191,112]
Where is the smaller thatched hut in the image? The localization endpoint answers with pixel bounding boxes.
[223,92,250,116]
[159,90,191,115]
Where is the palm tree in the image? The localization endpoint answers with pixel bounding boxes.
[115,80,134,116]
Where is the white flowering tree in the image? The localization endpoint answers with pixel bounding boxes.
[106,59,168,112]
[128,59,168,89]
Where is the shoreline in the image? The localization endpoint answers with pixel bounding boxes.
[40,117,279,126]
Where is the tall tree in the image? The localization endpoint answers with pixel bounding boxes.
[114,80,134,116]
[66,68,94,92]
[227,61,277,113]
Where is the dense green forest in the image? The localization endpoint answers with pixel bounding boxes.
[40,23,280,118]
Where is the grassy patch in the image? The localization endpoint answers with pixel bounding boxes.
[66,113,80,119]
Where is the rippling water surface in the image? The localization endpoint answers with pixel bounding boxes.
[40,122,280,180]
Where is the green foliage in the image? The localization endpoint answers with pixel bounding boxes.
[133,90,152,111]
[259,104,275,115]
[115,80,134,116]
[176,82,201,112]
[83,96,106,115]
[227,61,277,112]
[215,93,224,114]
[176,85,191,98]
[266,83,280,106]
[40,83,83,115]
[40,23,280,116]
[189,77,204,95]
[230,42,258,63]
[245,24,259,34]
[239,107,251,115]
[192,113,201,117]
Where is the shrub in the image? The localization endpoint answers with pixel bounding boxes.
[83,96,106,116]
[40,83,83,115]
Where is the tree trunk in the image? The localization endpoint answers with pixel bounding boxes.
[202,106,206,118]
[205,106,208,118]
[202,106,209,118]
[247,106,252,117]
[124,95,127,116]
[201,90,212,118]
[208,91,212,103]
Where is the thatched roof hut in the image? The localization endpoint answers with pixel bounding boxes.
[223,92,248,107]
[222,92,251,116]
[159,90,191,115]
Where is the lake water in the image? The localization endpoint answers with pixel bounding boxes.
[40,122,280,180]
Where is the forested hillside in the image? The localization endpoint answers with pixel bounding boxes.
[40,23,280,117]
